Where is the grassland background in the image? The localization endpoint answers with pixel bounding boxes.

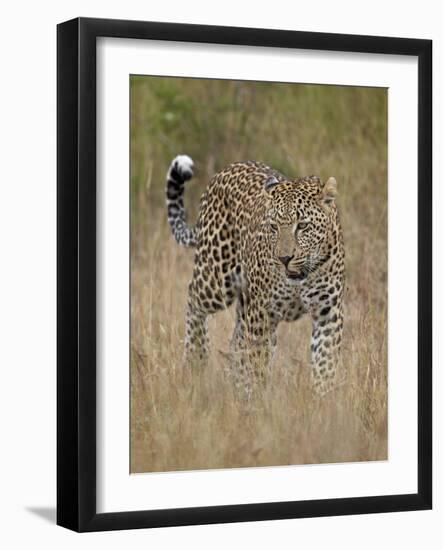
[130,77,387,473]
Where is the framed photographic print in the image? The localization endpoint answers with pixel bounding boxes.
[57,17,432,532]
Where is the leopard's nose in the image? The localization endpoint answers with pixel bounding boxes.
[278,255,294,268]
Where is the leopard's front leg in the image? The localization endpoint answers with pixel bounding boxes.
[229,289,275,397]
[308,282,344,396]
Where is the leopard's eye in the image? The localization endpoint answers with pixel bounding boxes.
[297,221,309,231]
[269,222,279,232]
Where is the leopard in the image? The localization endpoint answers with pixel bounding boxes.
[165,154,345,397]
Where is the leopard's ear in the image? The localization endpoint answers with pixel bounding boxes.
[264,176,280,193]
[321,177,337,207]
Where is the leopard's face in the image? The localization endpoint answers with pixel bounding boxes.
[265,179,337,281]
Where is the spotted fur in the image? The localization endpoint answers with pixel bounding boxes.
[166,155,197,246]
[166,155,345,396]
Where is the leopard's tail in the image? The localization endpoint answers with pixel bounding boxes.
[165,155,198,248]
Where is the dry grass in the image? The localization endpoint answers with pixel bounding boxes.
[130,77,387,473]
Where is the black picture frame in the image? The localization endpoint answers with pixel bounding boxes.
[57,17,432,532]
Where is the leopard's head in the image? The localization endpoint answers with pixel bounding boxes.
[264,175,338,281]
